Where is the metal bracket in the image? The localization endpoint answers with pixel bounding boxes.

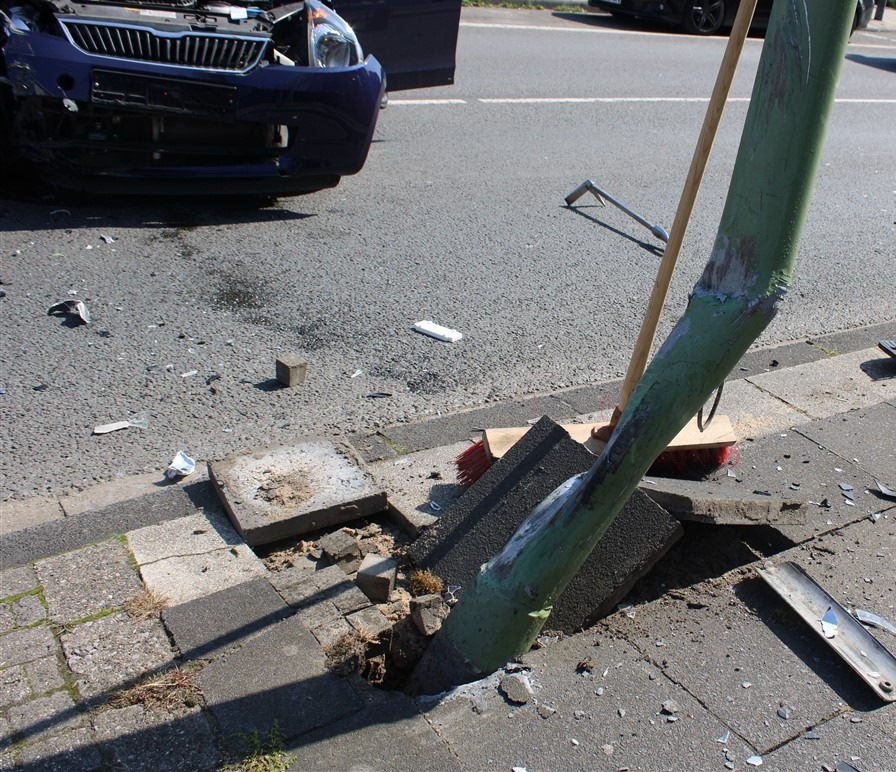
[565,179,669,243]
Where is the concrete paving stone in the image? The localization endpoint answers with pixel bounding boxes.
[761,704,896,770]
[411,416,682,633]
[356,553,397,603]
[15,727,101,771]
[640,478,807,526]
[746,348,895,419]
[0,605,12,635]
[35,540,143,624]
[12,593,46,626]
[422,633,754,771]
[199,615,362,740]
[378,394,577,454]
[699,430,880,544]
[308,616,353,649]
[600,566,883,754]
[0,666,30,708]
[0,497,64,538]
[0,625,56,668]
[286,690,463,772]
[366,443,468,535]
[0,565,37,599]
[319,529,362,573]
[92,704,219,771]
[330,583,372,616]
[0,484,216,568]
[126,509,244,565]
[6,690,86,744]
[59,469,209,517]
[209,441,388,547]
[137,548,267,607]
[24,656,65,696]
[293,598,343,632]
[537,381,622,419]
[266,556,321,593]
[795,401,896,483]
[709,377,810,442]
[60,611,173,704]
[344,431,399,464]
[345,607,392,638]
[162,578,291,661]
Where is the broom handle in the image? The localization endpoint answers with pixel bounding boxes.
[616,0,759,414]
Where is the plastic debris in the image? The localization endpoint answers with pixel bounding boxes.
[100,234,116,244]
[413,320,463,343]
[747,756,763,766]
[821,607,839,638]
[181,370,198,378]
[47,299,90,325]
[855,609,896,636]
[93,414,149,435]
[875,481,896,500]
[716,730,730,744]
[167,451,196,480]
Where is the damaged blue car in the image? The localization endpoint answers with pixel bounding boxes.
[0,0,460,194]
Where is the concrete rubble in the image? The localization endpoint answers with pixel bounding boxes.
[0,333,894,770]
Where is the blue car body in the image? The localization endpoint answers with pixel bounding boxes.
[0,0,460,194]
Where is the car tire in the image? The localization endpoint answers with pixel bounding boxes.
[681,0,725,35]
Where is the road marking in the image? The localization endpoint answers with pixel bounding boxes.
[388,97,896,106]
[459,21,703,40]
[388,99,467,105]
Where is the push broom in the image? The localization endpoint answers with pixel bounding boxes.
[455,0,758,487]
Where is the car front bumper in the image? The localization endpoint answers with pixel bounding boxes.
[3,28,386,194]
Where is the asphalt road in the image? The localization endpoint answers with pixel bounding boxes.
[1,8,894,501]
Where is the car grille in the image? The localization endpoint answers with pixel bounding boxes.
[60,19,268,73]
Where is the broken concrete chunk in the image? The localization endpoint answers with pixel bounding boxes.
[275,353,308,387]
[499,673,532,705]
[320,530,363,574]
[640,479,807,525]
[410,593,448,636]
[355,552,397,602]
[345,606,391,638]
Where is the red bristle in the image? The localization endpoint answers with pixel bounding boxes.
[454,440,493,487]
[648,444,739,479]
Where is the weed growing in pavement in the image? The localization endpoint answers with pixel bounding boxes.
[222,722,293,772]
[408,569,444,597]
[108,666,203,711]
[124,589,169,620]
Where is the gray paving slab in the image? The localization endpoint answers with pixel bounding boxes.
[422,633,755,771]
[199,615,362,741]
[0,625,56,669]
[60,611,173,704]
[746,348,895,419]
[92,704,219,771]
[0,565,37,600]
[697,430,880,543]
[162,577,291,661]
[366,442,467,535]
[0,497,63,537]
[128,511,267,606]
[5,690,87,745]
[601,565,884,755]
[761,703,896,770]
[411,416,682,633]
[0,484,216,567]
[59,470,203,517]
[286,690,462,772]
[795,401,896,483]
[11,593,46,626]
[14,726,101,771]
[35,539,143,624]
[209,441,387,547]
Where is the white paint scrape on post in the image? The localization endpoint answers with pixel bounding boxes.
[413,320,462,343]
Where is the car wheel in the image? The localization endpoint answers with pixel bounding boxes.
[681,0,725,35]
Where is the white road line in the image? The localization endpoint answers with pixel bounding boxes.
[458,21,702,39]
[389,97,895,106]
[387,99,467,105]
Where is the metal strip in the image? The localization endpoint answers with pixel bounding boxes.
[756,561,896,702]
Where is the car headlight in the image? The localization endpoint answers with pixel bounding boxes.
[307,0,363,68]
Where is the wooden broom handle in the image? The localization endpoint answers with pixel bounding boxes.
[616,0,759,414]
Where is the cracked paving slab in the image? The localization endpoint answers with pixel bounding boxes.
[127,511,265,606]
